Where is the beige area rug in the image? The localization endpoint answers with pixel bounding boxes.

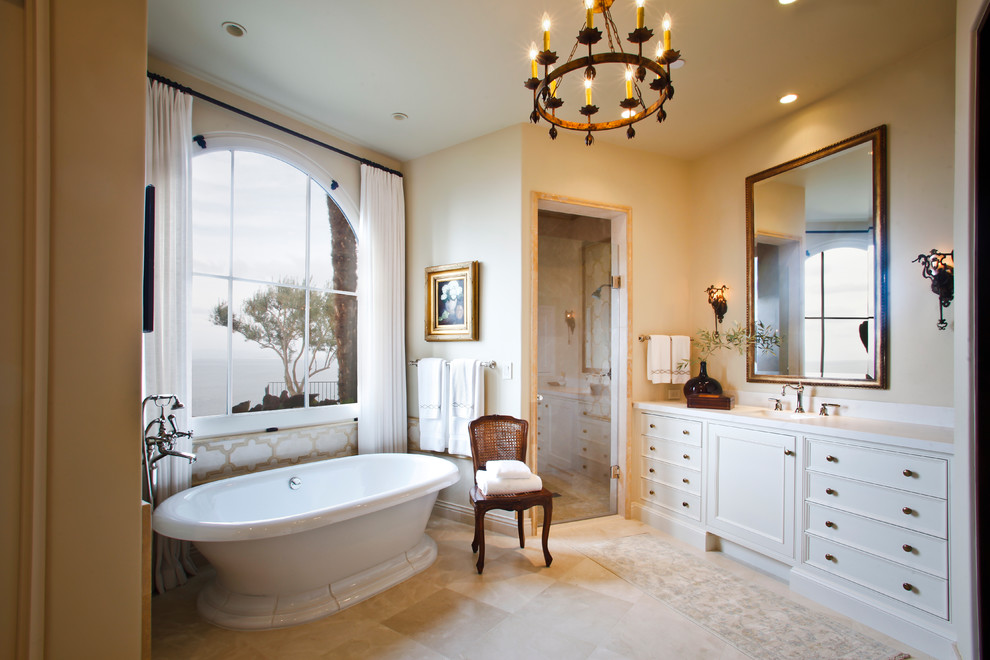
[579,533,910,660]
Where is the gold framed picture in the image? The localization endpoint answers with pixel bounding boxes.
[425,261,478,341]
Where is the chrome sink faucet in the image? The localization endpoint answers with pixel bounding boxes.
[781,383,805,413]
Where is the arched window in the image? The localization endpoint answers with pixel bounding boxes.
[188,137,357,434]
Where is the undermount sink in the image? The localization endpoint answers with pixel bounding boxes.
[752,409,816,421]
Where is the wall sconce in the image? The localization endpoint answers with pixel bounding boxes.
[912,249,954,330]
[564,309,576,343]
[706,285,728,335]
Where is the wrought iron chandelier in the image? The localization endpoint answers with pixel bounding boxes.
[525,0,681,145]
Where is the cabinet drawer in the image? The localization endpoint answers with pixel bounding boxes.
[576,459,610,481]
[808,439,947,498]
[806,503,947,578]
[642,439,701,471]
[642,414,702,447]
[806,535,948,619]
[577,438,610,465]
[641,456,701,496]
[641,480,701,521]
[578,418,610,445]
[807,472,946,538]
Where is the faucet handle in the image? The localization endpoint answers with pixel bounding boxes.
[768,397,782,411]
[819,403,840,416]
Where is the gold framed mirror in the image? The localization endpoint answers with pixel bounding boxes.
[746,125,888,388]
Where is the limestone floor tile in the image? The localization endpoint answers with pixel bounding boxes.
[445,570,556,613]
[462,604,598,660]
[381,587,511,657]
[593,592,728,660]
[508,581,636,647]
[317,621,446,660]
[558,557,644,603]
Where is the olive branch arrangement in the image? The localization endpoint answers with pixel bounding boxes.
[677,321,782,370]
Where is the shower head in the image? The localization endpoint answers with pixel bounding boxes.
[170,397,184,411]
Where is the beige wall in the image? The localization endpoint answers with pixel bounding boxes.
[403,124,525,513]
[521,123,695,408]
[688,38,956,405]
[952,0,985,657]
[3,0,148,656]
[1,2,25,656]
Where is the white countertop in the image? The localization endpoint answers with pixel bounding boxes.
[633,400,955,454]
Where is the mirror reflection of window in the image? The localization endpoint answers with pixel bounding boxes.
[804,245,875,379]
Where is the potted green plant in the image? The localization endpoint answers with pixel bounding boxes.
[679,321,781,396]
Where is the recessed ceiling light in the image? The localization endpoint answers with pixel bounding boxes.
[222,21,246,38]
[779,93,798,104]
[778,0,798,4]
[392,113,409,121]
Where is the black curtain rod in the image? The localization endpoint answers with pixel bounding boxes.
[147,71,403,178]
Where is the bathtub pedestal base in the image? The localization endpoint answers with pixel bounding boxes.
[197,534,437,630]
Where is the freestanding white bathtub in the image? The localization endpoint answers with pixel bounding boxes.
[153,453,459,630]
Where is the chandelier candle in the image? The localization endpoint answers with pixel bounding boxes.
[531,44,539,78]
[525,1,682,145]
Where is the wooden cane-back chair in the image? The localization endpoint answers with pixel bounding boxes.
[468,414,553,574]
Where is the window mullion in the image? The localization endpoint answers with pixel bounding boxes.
[303,177,312,408]
[227,149,235,416]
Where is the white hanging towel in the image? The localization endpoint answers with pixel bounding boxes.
[671,335,692,384]
[448,359,484,456]
[417,358,447,452]
[647,335,672,384]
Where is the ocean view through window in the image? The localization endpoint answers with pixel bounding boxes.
[190,146,357,431]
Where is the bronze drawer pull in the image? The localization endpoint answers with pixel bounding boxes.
[649,423,656,428]
[826,455,837,463]
[582,429,587,434]
[681,502,689,507]
[649,489,655,495]
[682,429,690,435]
[903,583,914,592]
[903,544,914,552]
[825,488,836,495]
[825,553,836,562]
[682,478,689,483]
[784,449,794,456]
[683,454,690,459]
[902,507,914,515]
[903,469,914,477]
[825,521,835,528]
[649,445,656,451]
[649,468,655,473]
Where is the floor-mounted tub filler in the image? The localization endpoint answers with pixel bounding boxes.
[153,453,460,630]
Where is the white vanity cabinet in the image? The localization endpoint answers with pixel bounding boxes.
[633,411,707,544]
[800,436,950,619]
[706,423,797,562]
[631,401,956,659]
[537,391,610,476]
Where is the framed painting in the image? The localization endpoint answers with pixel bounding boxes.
[425,261,478,341]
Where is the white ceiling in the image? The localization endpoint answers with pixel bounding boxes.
[147,0,955,163]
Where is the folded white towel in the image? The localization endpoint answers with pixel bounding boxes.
[647,334,672,384]
[485,460,532,479]
[448,359,484,456]
[476,470,543,496]
[418,358,447,452]
[671,335,691,384]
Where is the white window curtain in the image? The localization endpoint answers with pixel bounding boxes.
[357,164,407,453]
[144,79,195,593]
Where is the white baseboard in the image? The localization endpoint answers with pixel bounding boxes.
[790,566,957,660]
[632,503,717,551]
[431,500,521,537]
